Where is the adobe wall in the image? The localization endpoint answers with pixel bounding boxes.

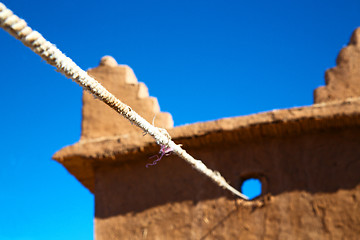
[94,127,360,239]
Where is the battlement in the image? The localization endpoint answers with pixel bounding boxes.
[314,28,360,103]
[81,56,173,140]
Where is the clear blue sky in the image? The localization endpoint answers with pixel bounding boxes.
[0,0,359,239]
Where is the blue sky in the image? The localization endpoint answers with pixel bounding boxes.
[0,0,359,239]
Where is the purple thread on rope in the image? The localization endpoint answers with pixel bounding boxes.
[146,145,173,168]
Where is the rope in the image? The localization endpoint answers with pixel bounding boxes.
[0,2,248,200]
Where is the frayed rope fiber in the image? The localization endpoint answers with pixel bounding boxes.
[0,2,248,199]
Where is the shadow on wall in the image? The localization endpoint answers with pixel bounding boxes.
[94,127,360,219]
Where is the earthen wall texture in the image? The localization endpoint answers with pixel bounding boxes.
[94,127,360,240]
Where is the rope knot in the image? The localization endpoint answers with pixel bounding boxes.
[157,127,171,144]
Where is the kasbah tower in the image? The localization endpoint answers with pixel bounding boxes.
[54,28,360,239]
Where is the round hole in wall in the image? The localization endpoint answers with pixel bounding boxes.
[240,178,262,200]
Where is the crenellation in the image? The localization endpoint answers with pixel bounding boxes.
[80,56,173,140]
[314,27,360,103]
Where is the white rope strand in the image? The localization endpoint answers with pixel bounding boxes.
[0,2,248,200]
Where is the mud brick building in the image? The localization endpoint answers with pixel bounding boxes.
[54,28,360,239]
